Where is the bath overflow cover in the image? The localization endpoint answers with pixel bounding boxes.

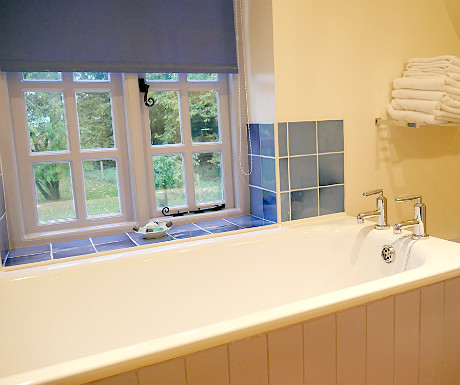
[381,245,395,263]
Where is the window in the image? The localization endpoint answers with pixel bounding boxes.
[142,73,234,216]
[7,72,133,234]
[3,71,237,243]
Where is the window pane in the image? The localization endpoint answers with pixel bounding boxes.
[187,73,217,82]
[153,154,186,208]
[22,72,62,81]
[73,72,110,82]
[25,91,68,152]
[149,91,181,145]
[146,73,178,82]
[76,92,114,149]
[83,160,121,216]
[33,162,76,222]
[193,152,223,204]
[189,91,219,143]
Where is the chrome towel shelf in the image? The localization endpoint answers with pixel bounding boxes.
[375,118,458,128]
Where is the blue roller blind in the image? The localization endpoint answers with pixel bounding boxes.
[0,0,237,73]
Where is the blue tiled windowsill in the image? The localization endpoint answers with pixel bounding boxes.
[2,215,274,269]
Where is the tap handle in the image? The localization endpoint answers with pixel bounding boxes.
[395,195,422,204]
[363,189,383,197]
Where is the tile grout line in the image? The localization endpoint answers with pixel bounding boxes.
[315,121,320,217]
[126,232,139,247]
[287,122,292,221]
[88,238,97,253]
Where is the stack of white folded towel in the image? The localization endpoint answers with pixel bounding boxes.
[386,55,460,124]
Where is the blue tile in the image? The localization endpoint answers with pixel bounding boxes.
[318,153,344,186]
[250,186,264,218]
[1,249,9,265]
[167,223,201,234]
[263,190,277,223]
[260,124,275,157]
[52,245,96,259]
[8,243,50,258]
[247,124,260,155]
[278,122,288,157]
[289,156,317,190]
[128,232,174,245]
[196,219,242,233]
[5,251,52,267]
[169,229,210,240]
[248,155,262,188]
[261,157,276,191]
[288,121,316,156]
[91,233,130,245]
[226,215,272,227]
[280,192,290,222]
[291,189,318,220]
[52,238,93,251]
[317,120,344,153]
[94,239,136,253]
[279,158,289,192]
[319,185,345,215]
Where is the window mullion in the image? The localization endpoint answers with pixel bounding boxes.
[63,87,87,221]
[179,85,196,210]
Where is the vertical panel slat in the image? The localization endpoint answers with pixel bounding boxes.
[337,306,366,385]
[137,358,186,385]
[366,297,394,385]
[304,314,336,385]
[443,277,460,385]
[394,289,420,385]
[86,371,138,385]
[268,324,303,385]
[228,335,268,385]
[420,282,445,385]
[185,345,229,385]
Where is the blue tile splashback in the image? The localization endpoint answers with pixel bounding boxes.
[260,124,275,157]
[278,123,288,157]
[261,157,276,192]
[319,185,345,215]
[247,123,277,223]
[291,189,319,220]
[317,120,344,153]
[288,121,317,156]
[248,124,260,155]
[3,215,274,268]
[289,155,317,190]
[318,153,344,186]
[279,120,345,222]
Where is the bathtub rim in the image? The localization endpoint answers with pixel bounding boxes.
[1,214,459,385]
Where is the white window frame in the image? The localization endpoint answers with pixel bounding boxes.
[6,72,134,235]
[141,73,235,217]
[0,70,249,248]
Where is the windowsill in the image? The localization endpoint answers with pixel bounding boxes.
[13,208,246,249]
[2,214,276,270]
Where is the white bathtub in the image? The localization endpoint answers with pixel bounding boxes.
[1,215,459,384]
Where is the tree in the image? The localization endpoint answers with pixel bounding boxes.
[26,91,67,201]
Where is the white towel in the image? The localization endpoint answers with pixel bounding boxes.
[391,99,460,116]
[437,110,460,122]
[393,77,460,95]
[407,55,460,66]
[403,70,460,81]
[406,63,460,73]
[386,104,448,125]
[391,89,460,103]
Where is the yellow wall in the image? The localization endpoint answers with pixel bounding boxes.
[270,0,460,239]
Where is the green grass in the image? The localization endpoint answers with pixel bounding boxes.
[36,167,120,221]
